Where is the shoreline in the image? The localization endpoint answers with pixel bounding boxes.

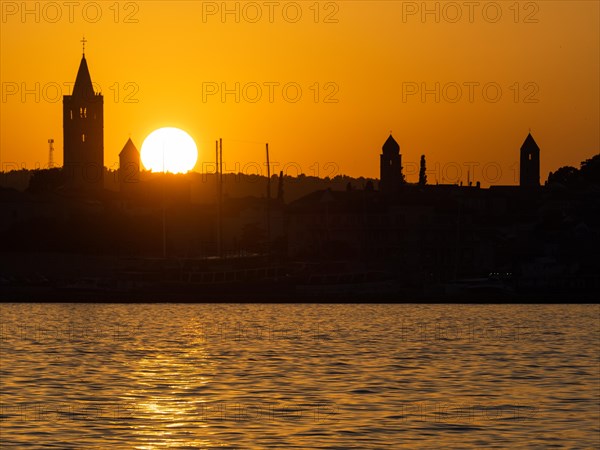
[1,285,596,303]
[2,251,596,303]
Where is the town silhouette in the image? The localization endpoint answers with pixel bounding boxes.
[1,49,598,301]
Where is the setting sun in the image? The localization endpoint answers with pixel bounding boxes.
[0,3,599,449]
[141,127,198,173]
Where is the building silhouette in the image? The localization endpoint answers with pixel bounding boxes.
[379,134,403,193]
[63,47,104,189]
[119,138,140,190]
[520,132,540,187]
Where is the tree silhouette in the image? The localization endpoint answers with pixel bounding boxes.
[580,154,600,185]
[27,168,65,193]
[548,166,579,187]
[547,154,599,188]
[419,155,427,185]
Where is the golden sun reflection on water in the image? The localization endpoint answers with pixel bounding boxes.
[0,304,598,448]
[124,341,219,448]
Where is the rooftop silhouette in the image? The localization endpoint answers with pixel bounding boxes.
[0,46,598,302]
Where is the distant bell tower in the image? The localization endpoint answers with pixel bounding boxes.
[520,132,540,187]
[119,138,140,191]
[63,38,104,189]
[380,134,403,193]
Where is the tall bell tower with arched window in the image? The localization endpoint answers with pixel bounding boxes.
[519,132,540,188]
[63,38,104,189]
[380,134,403,193]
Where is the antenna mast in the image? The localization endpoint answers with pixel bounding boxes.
[266,143,271,257]
[218,138,223,258]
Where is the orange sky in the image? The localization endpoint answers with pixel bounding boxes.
[1,1,598,186]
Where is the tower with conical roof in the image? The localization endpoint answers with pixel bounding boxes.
[63,39,104,189]
[520,133,540,187]
[119,138,140,191]
[380,134,403,193]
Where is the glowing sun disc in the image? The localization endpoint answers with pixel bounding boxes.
[141,127,198,173]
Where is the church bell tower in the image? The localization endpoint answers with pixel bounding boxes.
[380,134,403,193]
[63,38,104,189]
[519,132,540,188]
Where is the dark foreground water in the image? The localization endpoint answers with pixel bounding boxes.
[0,304,598,449]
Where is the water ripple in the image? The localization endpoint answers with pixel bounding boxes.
[1,304,598,448]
